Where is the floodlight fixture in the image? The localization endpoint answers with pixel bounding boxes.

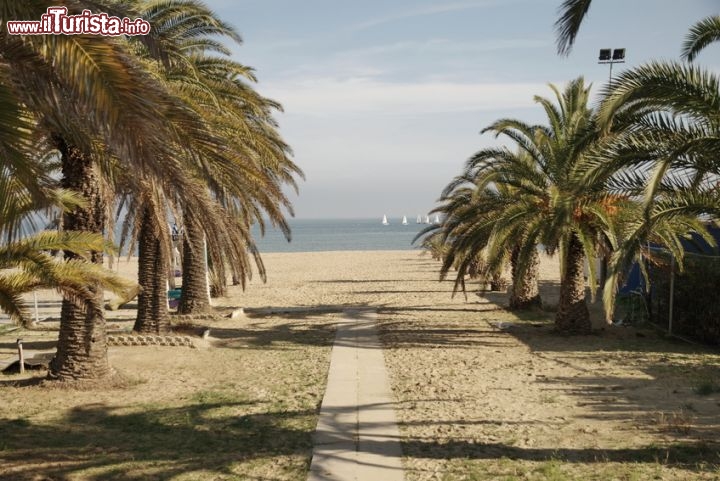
[598,47,626,87]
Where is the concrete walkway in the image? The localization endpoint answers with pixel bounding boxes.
[308,310,405,481]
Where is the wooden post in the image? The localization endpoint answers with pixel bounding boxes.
[32,291,40,325]
[16,338,24,374]
[204,235,211,305]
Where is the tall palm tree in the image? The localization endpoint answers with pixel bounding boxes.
[116,0,246,328]
[123,0,301,322]
[1,1,263,379]
[591,59,720,316]
[465,78,622,332]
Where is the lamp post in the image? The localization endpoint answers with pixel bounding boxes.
[598,48,625,86]
[597,49,625,294]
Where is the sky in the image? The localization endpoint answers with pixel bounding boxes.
[205,0,720,220]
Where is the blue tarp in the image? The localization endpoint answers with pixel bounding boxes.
[618,224,720,294]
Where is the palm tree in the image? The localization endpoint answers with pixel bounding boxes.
[424,174,541,309]
[174,56,300,312]
[591,59,720,316]
[124,0,301,320]
[465,78,622,332]
[1,1,265,379]
[0,165,132,326]
[0,231,132,325]
[553,11,720,321]
[555,0,720,60]
[0,160,127,305]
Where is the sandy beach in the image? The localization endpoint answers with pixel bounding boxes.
[2,250,720,480]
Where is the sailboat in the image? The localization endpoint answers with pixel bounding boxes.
[434,214,441,224]
[416,215,422,223]
[402,216,408,225]
[424,215,430,224]
[382,214,389,225]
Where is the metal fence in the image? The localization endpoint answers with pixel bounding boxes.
[647,249,720,345]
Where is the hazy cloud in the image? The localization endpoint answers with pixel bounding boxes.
[339,38,550,58]
[350,1,510,31]
[265,77,548,116]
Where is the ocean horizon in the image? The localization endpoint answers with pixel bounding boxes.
[251,218,436,253]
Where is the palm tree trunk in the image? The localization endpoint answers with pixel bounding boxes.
[178,213,210,314]
[49,137,109,380]
[509,246,542,310]
[209,256,227,298]
[556,233,591,333]
[489,272,506,291]
[133,207,171,334]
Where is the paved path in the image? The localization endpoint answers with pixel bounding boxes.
[308,310,405,481]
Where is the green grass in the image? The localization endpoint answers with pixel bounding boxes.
[0,316,335,481]
[693,380,720,396]
[0,323,19,335]
[439,456,717,481]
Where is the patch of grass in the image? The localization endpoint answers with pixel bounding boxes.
[437,457,718,481]
[693,380,720,396]
[0,315,335,480]
[653,410,695,435]
[190,389,239,405]
[539,393,559,404]
[0,323,19,335]
[536,459,565,481]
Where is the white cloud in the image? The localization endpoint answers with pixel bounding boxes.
[264,77,548,116]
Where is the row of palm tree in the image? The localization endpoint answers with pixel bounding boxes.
[424,11,720,333]
[1,1,301,380]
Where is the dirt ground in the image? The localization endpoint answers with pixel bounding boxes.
[2,251,720,480]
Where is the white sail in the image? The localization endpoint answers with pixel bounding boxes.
[382,214,389,225]
[434,214,440,224]
[416,215,422,223]
[402,216,408,225]
[424,215,430,224]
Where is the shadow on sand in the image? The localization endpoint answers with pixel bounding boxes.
[0,401,317,480]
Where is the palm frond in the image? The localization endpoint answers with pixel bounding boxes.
[555,0,593,56]
[681,15,720,62]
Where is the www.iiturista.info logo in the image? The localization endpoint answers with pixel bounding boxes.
[3,7,151,36]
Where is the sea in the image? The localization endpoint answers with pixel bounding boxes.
[250,218,434,253]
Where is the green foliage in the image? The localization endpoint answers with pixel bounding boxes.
[0,230,134,325]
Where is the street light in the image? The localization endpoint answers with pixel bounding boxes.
[598,48,625,86]
[597,47,626,287]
